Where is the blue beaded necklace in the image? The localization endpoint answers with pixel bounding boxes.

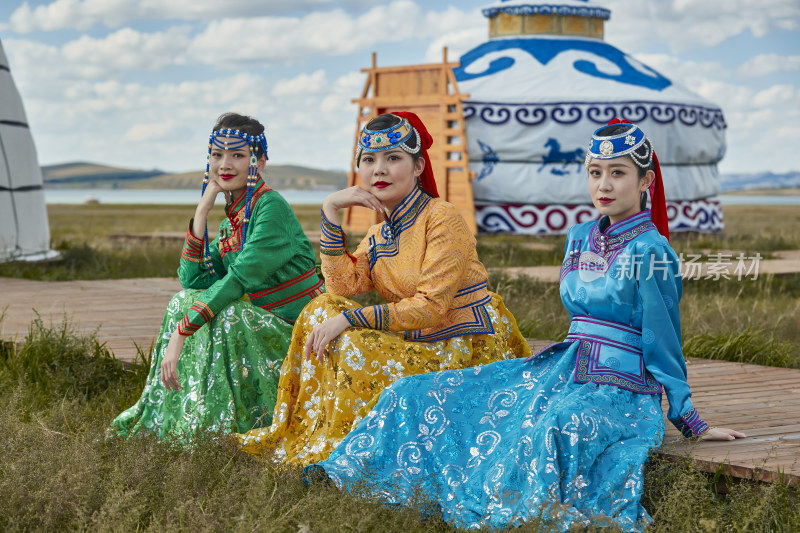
[201,128,269,275]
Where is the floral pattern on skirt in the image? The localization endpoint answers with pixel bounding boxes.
[309,342,665,532]
[238,292,531,465]
[109,288,293,440]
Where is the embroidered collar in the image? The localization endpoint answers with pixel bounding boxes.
[225,177,271,224]
[382,185,431,241]
[366,185,432,270]
[590,210,656,255]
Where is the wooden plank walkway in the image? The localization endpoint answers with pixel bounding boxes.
[0,277,179,358]
[1,276,798,487]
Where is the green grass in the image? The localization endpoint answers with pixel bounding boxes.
[6,204,799,280]
[2,203,800,530]
[476,235,565,268]
[0,240,181,281]
[668,205,800,257]
[0,319,797,531]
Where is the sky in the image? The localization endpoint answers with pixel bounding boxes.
[0,0,798,175]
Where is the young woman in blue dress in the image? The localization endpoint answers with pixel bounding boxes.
[303,119,745,531]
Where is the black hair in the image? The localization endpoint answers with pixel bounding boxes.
[363,113,421,163]
[213,112,266,159]
[593,124,654,210]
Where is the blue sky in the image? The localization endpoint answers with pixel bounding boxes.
[1,0,798,174]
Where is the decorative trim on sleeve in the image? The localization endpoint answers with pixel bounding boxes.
[181,224,205,263]
[177,301,215,335]
[343,304,390,330]
[672,407,710,439]
[320,210,347,256]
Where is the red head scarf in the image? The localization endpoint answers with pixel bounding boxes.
[606,118,669,241]
[393,111,439,198]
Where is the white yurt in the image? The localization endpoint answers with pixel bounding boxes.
[456,0,726,234]
[0,38,55,262]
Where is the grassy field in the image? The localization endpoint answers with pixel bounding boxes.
[1,203,799,531]
[1,319,797,532]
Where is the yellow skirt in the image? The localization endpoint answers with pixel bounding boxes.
[238,292,531,465]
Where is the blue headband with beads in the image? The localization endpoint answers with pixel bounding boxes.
[355,116,420,163]
[200,128,268,275]
[584,122,651,169]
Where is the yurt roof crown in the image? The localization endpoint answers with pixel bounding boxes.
[482,0,610,40]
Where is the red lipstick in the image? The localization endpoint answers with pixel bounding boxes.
[373,181,390,189]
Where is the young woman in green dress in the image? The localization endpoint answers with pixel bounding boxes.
[110,112,323,440]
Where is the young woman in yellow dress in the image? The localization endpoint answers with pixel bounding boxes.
[239,111,531,464]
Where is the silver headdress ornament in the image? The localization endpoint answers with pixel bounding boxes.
[355,115,421,163]
[584,122,653,170]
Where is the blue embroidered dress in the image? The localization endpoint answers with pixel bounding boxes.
[308,210,709,531]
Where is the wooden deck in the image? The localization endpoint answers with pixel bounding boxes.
[1,276,799,487]
[0,277,179,358]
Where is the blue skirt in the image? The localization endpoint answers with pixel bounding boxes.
[308,342,665,531]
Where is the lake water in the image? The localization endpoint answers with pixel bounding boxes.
[44,188,331,205]
[44,189,800,206]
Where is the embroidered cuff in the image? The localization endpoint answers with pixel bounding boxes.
[343,305,390,330]
[320,210,347,256]
[672,407,710,439]
[181,222,205,263]
[177,301,215,335]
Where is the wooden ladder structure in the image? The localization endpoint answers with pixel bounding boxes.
[344,50,476,234]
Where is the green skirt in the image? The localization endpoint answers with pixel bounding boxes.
[109,288,293,440]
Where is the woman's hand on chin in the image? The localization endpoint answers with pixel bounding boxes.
[322,186,388,224]
[198,179,230,213]
[304,313,352,364]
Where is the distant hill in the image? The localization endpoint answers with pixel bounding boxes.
[42,162,348,190]
[42,162,163,188]
[720,171,800,192]
[41,162,800,194]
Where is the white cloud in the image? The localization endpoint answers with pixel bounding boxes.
[423,28,484,64]
[685,79,800,173]
[737,54,800,77]
[631,53,729,88]
[604,0,800,54]
[6,0,338,33]
[272,70,329,97]
[4,0,799,176]
[189,2,424,65]
[4,27,191,88]
[6,3,485,75]
[19,67,360,172]
[62,26,191,70]
[613,51,800,173]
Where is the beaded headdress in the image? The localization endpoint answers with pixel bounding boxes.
[354,116,421,164]
[354,112,439,198]
[585,119,669,241]
[200,128,269,274]
[584,122,652,170]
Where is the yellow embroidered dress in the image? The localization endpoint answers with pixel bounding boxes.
[239,185,531,464]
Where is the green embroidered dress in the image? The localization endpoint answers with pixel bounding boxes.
[110,178,323,439]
